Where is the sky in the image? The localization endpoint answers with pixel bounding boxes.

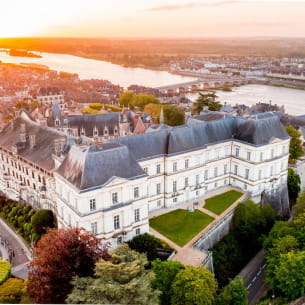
[1,0,305,38]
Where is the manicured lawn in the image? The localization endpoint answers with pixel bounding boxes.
[203,190,243,215]
[149,209,214,247]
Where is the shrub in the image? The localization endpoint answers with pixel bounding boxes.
[31,209,55,236]
[0,258,11,285]
[0,278,29,304]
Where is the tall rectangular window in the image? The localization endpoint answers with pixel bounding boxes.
[234,165,238,175]
[270,166,273,176]
[245,169,249,180]
[134,187,139,199]
[173,162,177,172]
[260,152,263,161]
[196,174,200,185]
[173,181,177,192]
[247,152,251,161]
[184,177,189,188]
[134,208,140,222]
[224,164,227,174]
[143,167,148,174]
[214,167,218,177]
[259,170,262,180]
[185,159,189,169]
[271,149,274,159]
[136,228,141,235]
[114,215,120,230]
[235,148,240,157]
[89,199,96,211]
[204,170,208,180]
[156,183,161,195]
[91,222,98,235]
[156,164,161,174]
[112,192,118,204]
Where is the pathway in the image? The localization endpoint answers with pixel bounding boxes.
[149,187,247,267]
[0,217,31,279]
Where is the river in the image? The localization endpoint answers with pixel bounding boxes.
[0,51,196,88]
[0,51,305,115]
[187,84,305,116]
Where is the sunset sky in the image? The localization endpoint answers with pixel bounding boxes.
[1,0,305,38]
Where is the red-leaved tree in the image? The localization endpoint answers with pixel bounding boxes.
[28,227,110,304]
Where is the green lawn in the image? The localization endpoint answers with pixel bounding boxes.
[149,209,214,247]
[203,190,243,215]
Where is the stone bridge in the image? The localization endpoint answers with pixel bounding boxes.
[155,77,253,94]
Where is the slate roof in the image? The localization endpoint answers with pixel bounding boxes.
[56,144,146,191]
[0,112,67,171]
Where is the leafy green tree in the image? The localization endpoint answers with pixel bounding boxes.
[118,91,136,107]
[164,104,185,126]
[285,126,304,163]
[293,191,305,217]
[66,244,160,305]
[216,277,248,305]
[287,168,301,204]
[31,209,55,236]
[273,250,305,299]
[170,266,217,305]
[133,94,160,110]
[193,92,222,114]
[127,232,162,262]
[151,259,184,305]
[143,103,162,122]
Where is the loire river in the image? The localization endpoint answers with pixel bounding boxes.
[187,84,305,116]
[0,51,196,88]
[0,51,305,115]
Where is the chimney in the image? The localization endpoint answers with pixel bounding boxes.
[29,134,36,149]
[20,123,26,142]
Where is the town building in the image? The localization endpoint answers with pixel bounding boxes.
[0,111,290,247]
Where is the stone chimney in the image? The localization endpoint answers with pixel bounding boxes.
[29,134,36,149]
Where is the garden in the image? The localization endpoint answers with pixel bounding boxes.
[149,209,214,247]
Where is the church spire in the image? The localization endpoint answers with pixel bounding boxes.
[159,105,164,124]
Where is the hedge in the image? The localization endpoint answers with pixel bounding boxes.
[0,258,11,285]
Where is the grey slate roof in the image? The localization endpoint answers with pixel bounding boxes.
[57,144,146,191]
[0,113,67,171]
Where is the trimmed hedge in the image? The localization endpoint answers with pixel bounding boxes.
[0,278,30,304]
[0,258,11,285]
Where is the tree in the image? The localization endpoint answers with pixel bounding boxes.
[216,277,248,305]
[287,168,301,204]
[163,104,185,126]
[143,103,162,122]
[28,228,109,304]
[118,91,136,108]
[285,126,304,163]
[31,209,55,236]
[193,92,222,114]
[133,94,160,110]
[127,232,162,262]
[273,250,305,299]
[66,244,160,305]
[293,191,305,217]
[170,266,217,305]
[151,259,184,305]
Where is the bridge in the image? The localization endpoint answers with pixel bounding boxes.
[154,77,253,94]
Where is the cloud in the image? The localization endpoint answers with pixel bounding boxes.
[146,1,238,12]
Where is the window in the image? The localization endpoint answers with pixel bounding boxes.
[156,183,161,195]
[184,177,189,188]
[245,169,249,180]
[143,167,148,174]
[157,200,161,207]
[91,222,97,235]
[204,170,208,180]
[173,162,177,172]
[247,152,251,161]
[89,199,96,211]
[136,228,141,235]
[271,149,274,158]
[134,187,139,199]
[196,174,200,185]
[156,164,161,174]
[235,148,240,157]
[260,152,263,161]
[259,170,262,180]
[114,215,120,230]
[224,164,227,175]
[134,208,140,222]
[234,165,238,175]
[112,192,118,204]
[173,181,177,192]
[185,159,189,169]
[214,167,218,177]
[282,146,285,155]
[75,198,78,210]
[270,166,273,176]
[173,197,177,203]
[117,236,123,244]
[225,147,230,156]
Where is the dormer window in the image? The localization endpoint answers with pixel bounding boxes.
[93,127,98,136]
[104,127,108,136]
[81,128,85,136]
[114,127,118,135]
[55,118,60,126]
